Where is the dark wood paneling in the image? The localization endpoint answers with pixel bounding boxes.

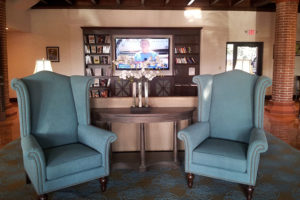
[31,0,279,12]
[83,27,201,97]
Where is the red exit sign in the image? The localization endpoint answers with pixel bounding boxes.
[245,29,257,35]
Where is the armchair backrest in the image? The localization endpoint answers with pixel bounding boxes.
[11,71,92,149]
[193,70,271,143]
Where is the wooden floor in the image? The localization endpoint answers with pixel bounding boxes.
[1,102,300,150]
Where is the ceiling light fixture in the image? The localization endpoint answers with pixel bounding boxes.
[184,8,202,22]
[187,0,195,6]
[5,27,8,30]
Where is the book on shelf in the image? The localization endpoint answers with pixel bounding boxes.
[91,89,100,98]
[85,55,92,64]
[93,78,100,87]
[100,90,108,98]
[90,88,109,98]
[175,57,197,64]
[90,45,97,54]
[95,45,110,54]
[104,36,111,43]
[88,35,95,44]
[97,45,103,53]
[93,56,100,64]
[85,45,90,54]
[94,68,103,76]
[103,46,110,54]
[100,56,110,64]
[86,68,93,76]
[107,78,111,87]
[175,47,192,54]
[96,35,105,43]
[100,79,107,87]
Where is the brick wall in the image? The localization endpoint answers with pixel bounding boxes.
[272,0,299,104]
[0,0,7,120]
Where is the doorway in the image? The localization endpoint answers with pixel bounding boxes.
[226,42,263,75]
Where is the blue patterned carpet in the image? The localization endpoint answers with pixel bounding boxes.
[0,134,300,200]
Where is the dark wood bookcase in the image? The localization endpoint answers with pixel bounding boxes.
[81,27,202,97]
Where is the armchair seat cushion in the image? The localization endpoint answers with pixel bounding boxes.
[45,143,102,180]
[192,138,248,173]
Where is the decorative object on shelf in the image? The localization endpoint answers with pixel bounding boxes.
[113,59,161,111]
[34,59,52,74]
[144,81,149,107]
[132,82,137,107]
[138,81,142,108]
[46,46,59,62]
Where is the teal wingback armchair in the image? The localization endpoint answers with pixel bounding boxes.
[178,70,271,200]
[11,71,117,200]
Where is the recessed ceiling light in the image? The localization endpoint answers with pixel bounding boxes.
[5,27,8,30]
[187,0,195,6]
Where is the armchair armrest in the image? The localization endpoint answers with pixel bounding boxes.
[247,128,268,185]
[21,135,46,194]
[78,124,117,155]
[177,122,210,171]
[177,122,210,152]
[247,128,268,159]
[78,124,117,175]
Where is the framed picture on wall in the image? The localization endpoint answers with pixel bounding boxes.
[296,42,300,56]
[46,47,60,62]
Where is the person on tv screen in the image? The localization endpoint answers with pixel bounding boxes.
[134,39,158,62]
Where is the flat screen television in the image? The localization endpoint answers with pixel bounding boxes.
[115,37,170,70]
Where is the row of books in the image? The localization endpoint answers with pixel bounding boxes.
[85,55,110,65]
[174,47,192,54]
[85,35,111,44]
[86,67,112,77]
[175,57,197,64]
[85,45,110,54]
[90,89,109,98]
[90,78,111,98]
[91,78,111,87]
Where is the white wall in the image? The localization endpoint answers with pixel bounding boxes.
[6,0,39,32]
[7,9,276,97]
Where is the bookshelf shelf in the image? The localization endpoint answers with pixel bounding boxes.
[174,63,199,66]
[85,53,111,55]
[174,53,199,56]
[174,43,198,45]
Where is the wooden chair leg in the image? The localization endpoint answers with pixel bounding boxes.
[186,173,194,188]
[99,177,107,192]
[25,173,31,184]
[38,194,48,200]
[247,185,254,200]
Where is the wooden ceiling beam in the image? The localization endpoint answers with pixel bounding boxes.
[64,0,73,5]
[232,0,247,6]
[253,0,275,7]
[210,0,221,6]
[90,0,99,5]
[40,0,48,4]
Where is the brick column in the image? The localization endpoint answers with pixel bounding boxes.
[268,0,299,115]
[0,0,7,121]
